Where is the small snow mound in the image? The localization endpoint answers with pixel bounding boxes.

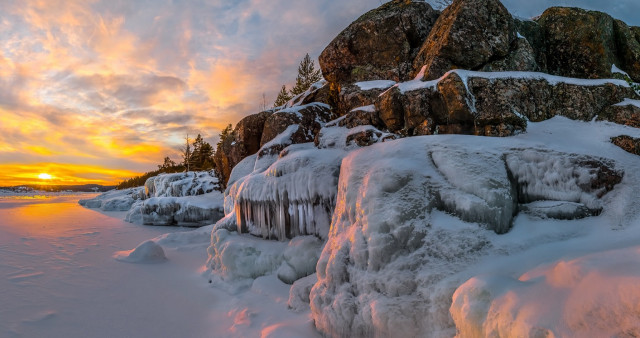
[114,240,167,264]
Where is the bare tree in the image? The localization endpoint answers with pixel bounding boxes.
[182,134,191,172]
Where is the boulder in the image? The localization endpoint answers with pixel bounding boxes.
[514,19,548,71]
[613,20,640,82]
[319,0,439,84]
[480,37,540,73]
[611,135,640,155]
[334,106,384,130]
[412,0,516,80]
[537,7,618,80]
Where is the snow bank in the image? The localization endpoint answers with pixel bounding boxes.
[451,246,640,337]
[78,187,145,211]
[113,240,167,264]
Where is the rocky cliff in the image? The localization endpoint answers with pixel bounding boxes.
[207,1,640,336]
[213,0,639,188]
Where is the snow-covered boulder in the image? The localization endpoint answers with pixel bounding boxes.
[144,171,219,198]
[113,240,167,264]
[451,246,640,337]
[78,187,145,211]
[126,192,224,227]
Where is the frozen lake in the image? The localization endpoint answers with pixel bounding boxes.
[0,194,218,337]
[0,193,318,338]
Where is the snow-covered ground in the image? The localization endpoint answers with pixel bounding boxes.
[0,193,318,338]
[5,116,640,337]
[211,115,640,337]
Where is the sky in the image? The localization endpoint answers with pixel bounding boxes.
[0,0,637,186]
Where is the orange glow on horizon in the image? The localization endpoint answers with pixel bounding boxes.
[0,163,142,187]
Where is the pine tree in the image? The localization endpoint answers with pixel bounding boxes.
[190,134,205,170]
[273,85,292,107]
[289,53,322,96]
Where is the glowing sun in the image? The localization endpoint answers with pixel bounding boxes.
[38,173,53,180]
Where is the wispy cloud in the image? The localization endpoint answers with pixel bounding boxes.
[0,0,636,185]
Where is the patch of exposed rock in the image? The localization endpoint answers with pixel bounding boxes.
[375,71,636,136]
[611,135,640,155]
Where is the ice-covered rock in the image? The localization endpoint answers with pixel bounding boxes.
[126,192,224,227]
[206,229,288,292]
[451,246,640,338]
[113,240,167,264]
[288,273,318,312]
[144,171,219,198]
[276,236,323,284]
[78,187,145,211]
[309,124,627,338]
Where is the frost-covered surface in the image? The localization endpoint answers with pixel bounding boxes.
[307,117,640,337]
[144,171,219,197]
[78,187,145,211]
[80,171,224,227]
[223,120,395,240]
[126,192,224,226]
[615,98,640,108]
[231,143,344,240]
[113,240,167,263]
[354,80,396,90]
[451,245,640,338]
[391,68,631,94]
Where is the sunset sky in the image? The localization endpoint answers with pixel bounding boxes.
[1,0,638,186]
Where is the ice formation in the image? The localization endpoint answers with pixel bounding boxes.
[126,193,224,227]
[231,143,343,240]
[78,187,145,211]
[206,115,639,337]
[451,246,640,337]
[80,171,224,227]
[144,171,219,198]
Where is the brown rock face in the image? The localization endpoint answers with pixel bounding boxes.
[537,7,618,79]
[319,0,439,84]
[412,0,516,80]
[260,103,334,146]
[532,7,640,82]
[336,84,393,117]
[375,72,636,137]
[213,111,273,188]
[611,135,640,155]
[599,101,640,128]
[613,20,640,82]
